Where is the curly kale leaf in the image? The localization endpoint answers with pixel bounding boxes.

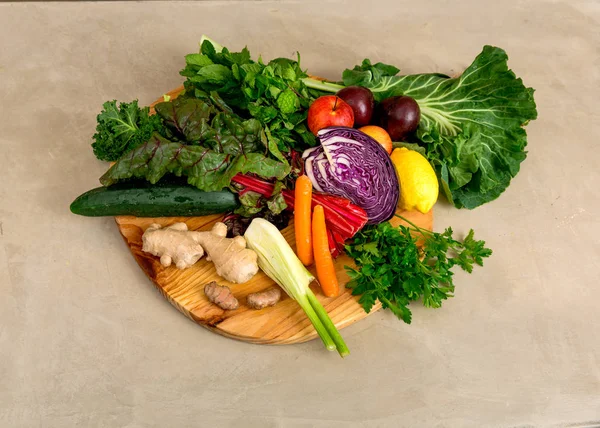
[91,100,164,161]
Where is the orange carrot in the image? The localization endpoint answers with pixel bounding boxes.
[295,175,314,266]
[312,205,340,297]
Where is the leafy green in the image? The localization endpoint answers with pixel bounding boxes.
[345,216,492,323]
[234,180,288,218]
[154,96,263,155]
[100,134,289,192]
[266,180,287,215]
[234,178,287,218]
[91,100,164,161]
[234,191,264,216]
[180,40,319,151]
[309,46,537,209]
[154,95,214,142]
[95,94,290,192]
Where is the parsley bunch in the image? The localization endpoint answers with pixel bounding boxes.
[345,215,492,323]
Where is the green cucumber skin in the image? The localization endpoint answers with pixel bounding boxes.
[70,185,239,217]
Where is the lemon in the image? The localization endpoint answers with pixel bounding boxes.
[390,148,439,213]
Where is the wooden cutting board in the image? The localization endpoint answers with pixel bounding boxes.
[115,86,433,345]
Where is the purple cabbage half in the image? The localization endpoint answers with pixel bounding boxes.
[302,126,399,224]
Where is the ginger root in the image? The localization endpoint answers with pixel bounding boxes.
[247,287,282,310]
[204,281,239,310]
[141,221,259,284]
[196,222,259,284]
[142,223,204,269]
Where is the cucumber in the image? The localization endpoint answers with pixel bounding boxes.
[70,181,239,217]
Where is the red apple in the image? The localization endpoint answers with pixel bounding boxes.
[307,96,354,135]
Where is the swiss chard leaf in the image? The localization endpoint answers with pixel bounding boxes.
[155,97,263,155]
[100,134,289,192]
[235,191,264,216]
[265,180,287,215]
[154,97,215,143]
[343,46,537,209]
[234,179,288,217]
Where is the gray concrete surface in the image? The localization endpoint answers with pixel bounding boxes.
[1,1,599,427]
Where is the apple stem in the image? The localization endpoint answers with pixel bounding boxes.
[333,96,338,112]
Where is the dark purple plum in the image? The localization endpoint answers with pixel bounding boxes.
[336,86,375,127]
[377,96,420,141]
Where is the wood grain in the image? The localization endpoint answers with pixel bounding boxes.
[115,85,433,345]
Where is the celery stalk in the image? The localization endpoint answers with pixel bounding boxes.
[306,290,350,357]
[297,294,336,352]
[245,218,349,357]
[302,77,345,93]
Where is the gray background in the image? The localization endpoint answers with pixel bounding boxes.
[1,1,599,427]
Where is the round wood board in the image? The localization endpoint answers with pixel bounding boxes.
[115,86,433,345]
